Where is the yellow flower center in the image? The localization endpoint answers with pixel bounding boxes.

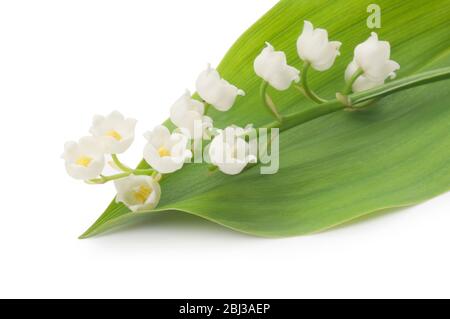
[134,184,153,204]
[105,130,122,141]
[158,147,171,157]
[75,155,93,167]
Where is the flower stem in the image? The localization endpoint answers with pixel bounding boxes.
[293,84,306,96]
[300,62,329,104]
[349,67,450,106]
[93,154,156,184]
[111,154,133,172]
[260,80,283,123]
[134,168,155,175]
[86,173,131,184]
[266,101,344,132]
[86,168,155,184]
[266,67,450,131]
[242,68,450,174]
[204,103,211,115]
[342,68,364,95]
[112,155,154,174]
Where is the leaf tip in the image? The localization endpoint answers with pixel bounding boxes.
[78,229,94,239]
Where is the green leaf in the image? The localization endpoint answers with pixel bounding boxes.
[80,0,450,238]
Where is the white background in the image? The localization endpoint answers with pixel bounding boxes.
[0,0,449,299]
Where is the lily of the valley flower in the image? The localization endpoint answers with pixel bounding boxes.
[254,42,300,90]
[114,175,161,212]
[90,111,137,154]
[345,32,400,92]
[344,61,384,92]
[143,125,192,174]
[62,136,105,180]
[209,126,257,175]
[196,65,245,112]
[297,20,341,71]
[170,91,214,139]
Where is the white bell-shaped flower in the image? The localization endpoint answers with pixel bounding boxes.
[143,125,192,174]
[344,60,384,92]
[90,111,137,154]
[114,175,161,212]
[352,32,400,82]
[254,42,300,91]
[297,20,342,71]
[170,91,213,139]
[170,91,204,126]
[62,136,105,180]
[209,126,257,175]
[195,65,245,112]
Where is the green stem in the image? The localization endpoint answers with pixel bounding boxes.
[111,154,154,174]
[301,62,329,104]
[111,154,132,172]
[260,80,283,123]
[349,67,450,106]
[244,67,449,175]
[87,173,131,184]
[293,84,306,95]
[266,101,344,132]
[94,154,156,184]
[204,103,211,115]
[267,66,450,131]
[343,68,364,95]
[87,168,155,184]
[134,169,155,175]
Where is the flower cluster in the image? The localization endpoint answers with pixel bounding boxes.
[62,111,137,181]
[254,21,399,96]
[63,66,247,212]
[63,20,400,213]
